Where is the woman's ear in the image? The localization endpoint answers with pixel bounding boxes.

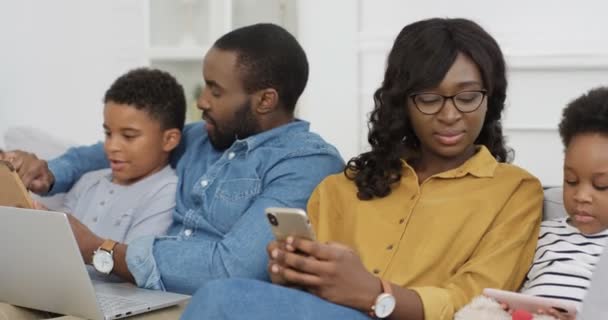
[162,128,182,152]
[254,88,279,115]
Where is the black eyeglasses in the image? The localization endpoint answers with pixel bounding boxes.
[409,90,487,115]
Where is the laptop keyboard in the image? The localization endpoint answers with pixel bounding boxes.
[97,294,148,314]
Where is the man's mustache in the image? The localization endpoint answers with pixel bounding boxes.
[202,111,216,126]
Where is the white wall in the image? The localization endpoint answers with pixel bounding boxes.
[3,1,608,186]
[295,0,359,159]
[0,0,293,148]
[0,0,147,146]
[297,0,608,186]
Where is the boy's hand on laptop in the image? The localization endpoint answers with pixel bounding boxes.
[0,150,54,193]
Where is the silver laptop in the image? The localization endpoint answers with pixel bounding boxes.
[0,206,190,320]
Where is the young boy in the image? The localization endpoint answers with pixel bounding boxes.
[54,68,185,244]
[456,87,608,320]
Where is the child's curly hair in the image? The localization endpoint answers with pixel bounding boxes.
[559,87,608,147]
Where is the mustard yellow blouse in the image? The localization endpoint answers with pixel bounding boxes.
[307,146,543,320]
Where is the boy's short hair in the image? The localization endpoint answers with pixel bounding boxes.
[104,68,186,131]
[559,87,608,147]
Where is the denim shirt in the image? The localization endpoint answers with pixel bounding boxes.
[47,120,344,294]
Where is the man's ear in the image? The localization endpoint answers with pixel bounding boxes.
[162,128,182,152]
[254,88,279,115]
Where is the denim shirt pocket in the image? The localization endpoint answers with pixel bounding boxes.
[209,178,262,233]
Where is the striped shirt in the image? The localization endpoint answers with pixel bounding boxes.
[520,217,608,308]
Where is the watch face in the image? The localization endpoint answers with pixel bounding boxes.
[375,293,396,318]
[93,250,114,274]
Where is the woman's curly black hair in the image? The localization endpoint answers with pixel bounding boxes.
[345,18,510,200]
[559,87,608,147]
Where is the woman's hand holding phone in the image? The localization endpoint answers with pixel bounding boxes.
[267,236,381,312]
[267,238,316,287]
[267,240,291,286]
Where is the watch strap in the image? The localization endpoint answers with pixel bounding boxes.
[380,278,393,295]
[369,278,394,318]
[99,239,118,253]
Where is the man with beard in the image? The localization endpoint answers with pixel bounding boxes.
[0,23,343,318]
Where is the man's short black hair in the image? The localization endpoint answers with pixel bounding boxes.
[104,68,186,130]
[213,23,309,113]
[559,87,608,147]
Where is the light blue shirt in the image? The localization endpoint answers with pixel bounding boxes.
[62,166,176,243]
[47,120,344,294]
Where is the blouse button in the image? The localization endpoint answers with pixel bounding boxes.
[373,269,380,274]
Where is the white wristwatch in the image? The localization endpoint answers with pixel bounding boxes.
[92,239,117,274]
[370,278,396,318]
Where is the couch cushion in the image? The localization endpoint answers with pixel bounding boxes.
[4,126,74,160]
[543,187,567,221]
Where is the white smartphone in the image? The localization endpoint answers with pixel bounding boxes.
[265,207,316,241]
[483,288,578,316]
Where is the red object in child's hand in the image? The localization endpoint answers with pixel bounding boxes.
[512,309,533,320]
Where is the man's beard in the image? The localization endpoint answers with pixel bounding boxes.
[208,101,261,150]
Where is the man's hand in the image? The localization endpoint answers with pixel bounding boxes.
[0,150,54,193]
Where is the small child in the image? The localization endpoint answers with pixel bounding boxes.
[456,87,608,320]
[57,67,186,244]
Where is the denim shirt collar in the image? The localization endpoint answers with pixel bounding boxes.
[233,119,310,155]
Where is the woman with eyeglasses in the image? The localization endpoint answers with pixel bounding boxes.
[181,17,543,320]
